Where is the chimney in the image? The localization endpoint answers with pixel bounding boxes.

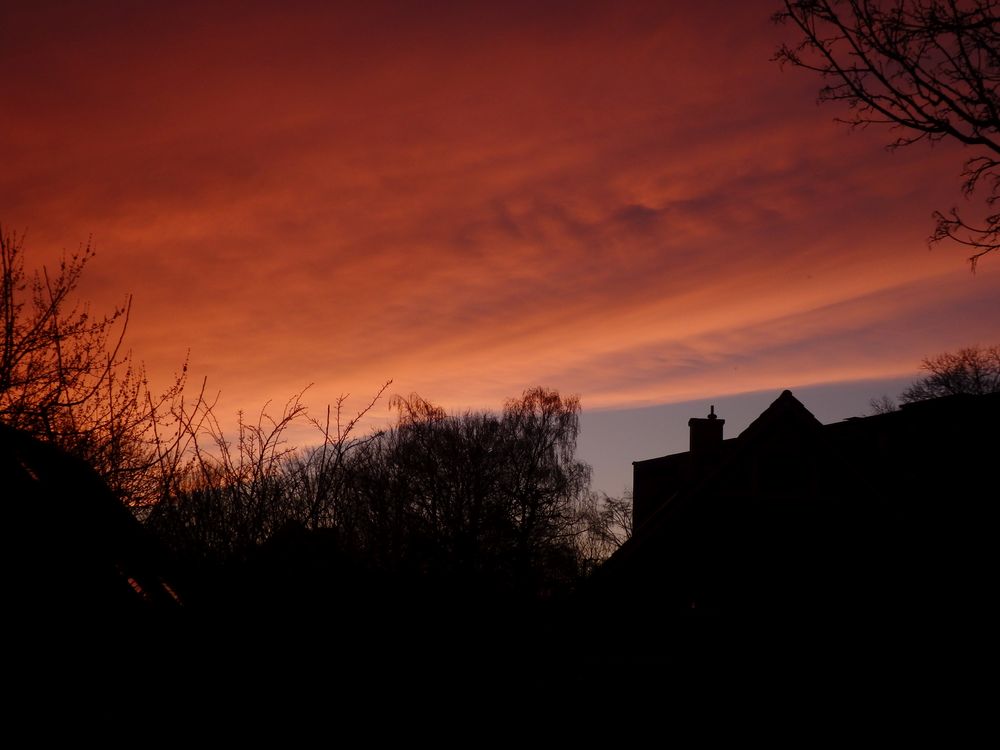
[689,405,724,453]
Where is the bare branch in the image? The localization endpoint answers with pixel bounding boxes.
[774,0,1000,266]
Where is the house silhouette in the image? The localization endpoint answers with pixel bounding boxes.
[584,389,996,681]
[1,422,181,617]
[1,422,188,723]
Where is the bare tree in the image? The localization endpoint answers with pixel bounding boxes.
[0,227,202,507]
[284,381,393,531]
[773,0,1000,267]
[144,383,392,561]
[868,393,899,413]
[575,490,633,573]
[330,388,592,595]
[900,343,1000,401]
[143,383,596,597]
[1,227,127,434]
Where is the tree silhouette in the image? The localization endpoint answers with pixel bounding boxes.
[900,343,1000,401]
[339,388,592,596]
[146,386,596,600]
[0,227,190,504]
[574,490,633,572]
[1,228,127,435]
[867,343,1000,412]
[773,0,1000,267]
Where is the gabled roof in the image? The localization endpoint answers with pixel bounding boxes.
[630,390,820,528]
[581,389,1000,683]
[0,422,181,615]
[601,389,1000,592]
[630,390,822,527]
[736,389,823,441]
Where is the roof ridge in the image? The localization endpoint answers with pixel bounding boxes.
[737,389,822,440]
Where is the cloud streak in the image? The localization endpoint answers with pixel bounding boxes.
[1,0,993,426]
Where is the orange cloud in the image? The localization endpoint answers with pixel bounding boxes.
[1,0,994,434]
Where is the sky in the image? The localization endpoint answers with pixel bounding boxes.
[2,0,997,494]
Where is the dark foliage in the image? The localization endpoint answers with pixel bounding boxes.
[146,387,598,601]
[341,389,591,596]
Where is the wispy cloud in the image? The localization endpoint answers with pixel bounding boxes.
[1,0,992,423]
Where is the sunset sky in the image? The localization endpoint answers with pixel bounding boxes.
[3,0,997,494]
